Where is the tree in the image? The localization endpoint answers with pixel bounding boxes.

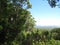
[0,0,32,45]
[51,28,60,40]
[24,14,36,31]
[47,0,60,8]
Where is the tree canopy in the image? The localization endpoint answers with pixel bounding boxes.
[0,0,35,45]
[47,0,60,8]
[0,0,60,45]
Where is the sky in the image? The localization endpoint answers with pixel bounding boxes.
[29,0,60,27]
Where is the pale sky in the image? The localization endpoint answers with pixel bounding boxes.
[35,18,60,26]
[30,0,60,27]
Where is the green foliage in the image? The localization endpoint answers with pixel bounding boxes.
[0,0,60,45]
[51,28,60,40]
[47,0,60,8]
[0,25,3,30]
[0,0,34,45]
[14,28,60,45]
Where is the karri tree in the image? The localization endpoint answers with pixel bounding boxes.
[0,0,35,45]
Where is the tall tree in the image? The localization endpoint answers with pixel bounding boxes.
[0,0,32,45]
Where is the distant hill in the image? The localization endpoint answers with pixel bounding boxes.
[34,26,60,30]
[35,26,58,28]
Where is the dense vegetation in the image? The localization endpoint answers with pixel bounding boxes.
[0,0,60,45]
